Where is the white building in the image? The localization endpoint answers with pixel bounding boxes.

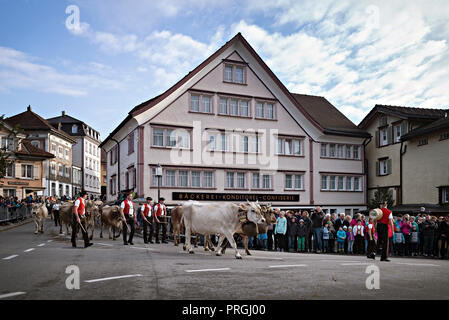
[47,111,102,198]
[100,33,370,214]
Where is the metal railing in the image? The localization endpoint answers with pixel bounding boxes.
[0,206,33,224]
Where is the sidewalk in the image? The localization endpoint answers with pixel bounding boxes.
[0,217,34,232]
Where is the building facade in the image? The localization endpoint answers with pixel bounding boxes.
[6,106,76,198]
[47,111,102,198]
[359,105,449,214]
[100,33,369,214]
[1,119,55,198]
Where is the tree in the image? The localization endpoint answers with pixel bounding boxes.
[0,115,24,179]
[368,187,394,209]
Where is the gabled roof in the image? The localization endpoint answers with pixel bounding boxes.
[16,140,55,159]
[402,114,449,141]
[6,106,77,143]
[101,33,369,148]
[359,104,449,128]
[291,94,370,138]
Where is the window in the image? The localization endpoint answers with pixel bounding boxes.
[380,128,388,146]
[202,96,212,113]
[252,173,260,189]
[379,159,388,175]
[178,170,188,187]
[237,172,246,188]
[235,67,244,84]
[321,144,327,157]
[208,134,216,151]
[249,136,259,153]
[65,166,70,178]
[51,162,56,175]
[418,138,428,146]
[190,95,200,112]
[337,145,344,158]
[221,134,228,151]
[51,143,56,154]
[242,136,249,153]
[354,177,361,191]
[277,137,303,156]
[329,144,336,157]
[321,176,328,190]
[72,125,78,134]
[379,115,388,127]
[166,130,176,147]
[256,103,264,118]
[293,140,302,156]
[219,98,228,114]
[394,124,402,143]
[295,175,303,189]
[338,176,344,190]
[58,146,63,158]
[165,170,176,187]
[240,101,249,117]
[442,188,449,204]
[153,128,164,147]
[440,132,449,141]
[330,176,336,190]
[230,99,238,116]
[346,176,353,191]
[5,163,14,177]
[256,102,276,120]
[203,172,213,188]
[128,132,134,154]
[58,165,63,176]
[226,172,235,188]
[266,104,274,119]
[21,164,33,178]
[192,171,201,187]
[262,175,272,189]
[284,139,293,155]
[1,137,13,151]
[353,146,360,159]
[225,65,233,82]
[285,174,303,190]
[346,145,352,159]
[64,148,69,160]
[31,141,40,148]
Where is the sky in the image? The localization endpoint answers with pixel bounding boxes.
[1,0,448,140]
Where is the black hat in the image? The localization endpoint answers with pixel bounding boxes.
[80,191,87,197]
[159,197,165,202]
[146,197,152,201]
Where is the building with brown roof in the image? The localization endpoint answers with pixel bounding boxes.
[100,33,369,215]
[359,105,449,214]
[6,106,76,198]
[1,120,55,199]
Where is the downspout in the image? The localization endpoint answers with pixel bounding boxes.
[363,136,372,206]
[400,141,407,205]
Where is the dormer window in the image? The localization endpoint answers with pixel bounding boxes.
[223,64,246,85]
[72,125,78,134]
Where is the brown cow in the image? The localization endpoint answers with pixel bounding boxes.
[99,205,123,240]
[85,200,99,240]
[222,204,276,255]
[58,203,74,235]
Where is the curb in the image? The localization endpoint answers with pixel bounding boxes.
[0,217,34,232]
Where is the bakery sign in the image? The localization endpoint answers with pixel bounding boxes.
[172,192,300,202]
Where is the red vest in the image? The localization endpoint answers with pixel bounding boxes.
[143,203,152,217]
[74,198,85,216]
[155,203,165,217]
[379,208,392,225]
[123,200,133,215]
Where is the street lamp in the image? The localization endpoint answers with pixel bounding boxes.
[156,164,162,201]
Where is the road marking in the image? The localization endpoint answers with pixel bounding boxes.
[250,256,284,260]
[24,248,35,252]
[129,246,156,251]
[85,274,143,283]
[97,243,114,247]
[47,240,53,242]
[3,255,19,260]
[394,262,440,267]
[268,264,307,268]
[37,243,46,247]
[341,263,373,266]
[0,292,26,299]
[185,268,231,273]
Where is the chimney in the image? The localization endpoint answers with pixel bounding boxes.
[62,111,66,116]
[27,105,32,111]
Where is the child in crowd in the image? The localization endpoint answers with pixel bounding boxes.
[327,222,335,253]
[337,227,346,254]
[347,226,355,254]
[393,227,405,256]
[297,219,307,252]
[322,223,329,253]
[353,220,365,254]
[258,231,268,251]
[410,226,419,256]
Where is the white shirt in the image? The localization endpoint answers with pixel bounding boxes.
[141,204,152,217]
[353,225,364,236]
[53,203,60,210]
[121,200,134,217]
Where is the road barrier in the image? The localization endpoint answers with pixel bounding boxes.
[0,206,33,224]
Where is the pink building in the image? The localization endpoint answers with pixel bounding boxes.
[100,33,369,215]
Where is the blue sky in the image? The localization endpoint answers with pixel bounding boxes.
[1,0,448,139]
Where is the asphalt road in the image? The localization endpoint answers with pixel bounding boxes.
[1,219,448,300]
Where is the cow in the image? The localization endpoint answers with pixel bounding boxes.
[182,201,265,259]
[221,204,277,255]
[99,205,123,240]
[58,203,74,235]
[171,205,215,251]
[31,203,48,234]
[85,200,99,240]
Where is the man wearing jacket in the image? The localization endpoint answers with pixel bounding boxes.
[371,202,394,261]
[71,191,92,248]
[439,216,449,259]
[311,206,325,253]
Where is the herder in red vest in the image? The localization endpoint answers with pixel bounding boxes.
[71,191,93,248]
[120,192,136,245]
[371,201,394,261]
[153,197,167,244]
[140,197,153,244]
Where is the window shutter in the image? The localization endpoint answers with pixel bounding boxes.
[401,121,408,135]
[375,131,379,148]
[387,126,393,145]
[387,159,392,175]
[376,161,380,176]
[33,165,39,179]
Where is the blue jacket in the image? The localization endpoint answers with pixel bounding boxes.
[337,230,347,242]
[322,226,329,240]
[393,232,405,244]
[275,217,287,235]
